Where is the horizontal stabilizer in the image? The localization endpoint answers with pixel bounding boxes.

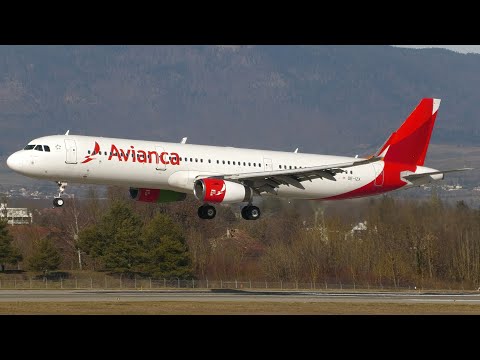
[403,167,474,181]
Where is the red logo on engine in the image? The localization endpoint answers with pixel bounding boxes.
[203,179,226,203]
[138,188,161,202]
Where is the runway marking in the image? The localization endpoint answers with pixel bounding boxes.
[1,289,480,305]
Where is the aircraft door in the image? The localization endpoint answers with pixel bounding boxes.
[155,146,166,171]
[264,158,273,172]
[64,139,77,164]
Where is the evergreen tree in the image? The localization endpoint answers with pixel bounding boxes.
[141,213,192,278]
[27,238,62,274]
[0,220,22,271]
[78,200,144,273]
[102,214,144,273]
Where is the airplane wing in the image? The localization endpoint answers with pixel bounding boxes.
[402,168,474,181]
[198,156,383,195]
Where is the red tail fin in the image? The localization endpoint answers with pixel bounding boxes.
[376,98,440,166]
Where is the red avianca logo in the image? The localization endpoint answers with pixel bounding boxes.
[82,142,181,165]
[81,142,100,164]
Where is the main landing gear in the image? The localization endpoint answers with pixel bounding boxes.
[53,181,67,208]
[198,204,216,220]
[197,204,261,220]
[241,205,261,220]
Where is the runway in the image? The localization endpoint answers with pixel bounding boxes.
[1,289,480,304]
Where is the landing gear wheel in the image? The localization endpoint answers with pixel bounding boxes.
[198,205,216,220]
[52,181,68,208]
[241,206,249,220]
[53,197,64,207]
[242,205,261,220]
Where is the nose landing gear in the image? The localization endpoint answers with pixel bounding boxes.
[53,181,68,208]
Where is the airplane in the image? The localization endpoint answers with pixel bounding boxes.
[6,98,473,220]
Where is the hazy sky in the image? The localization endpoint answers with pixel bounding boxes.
[393,45,480,54]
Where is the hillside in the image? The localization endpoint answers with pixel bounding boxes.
[1,45,479,192]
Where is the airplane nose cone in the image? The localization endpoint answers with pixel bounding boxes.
[6,152,22,172]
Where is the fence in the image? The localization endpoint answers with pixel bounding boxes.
[0,276,433,291]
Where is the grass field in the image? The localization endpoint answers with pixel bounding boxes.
[1,301,479,314]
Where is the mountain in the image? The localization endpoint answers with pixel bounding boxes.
[1,45,479,169]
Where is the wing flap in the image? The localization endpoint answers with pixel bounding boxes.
[223,156,382,182]
[198,155,383,195]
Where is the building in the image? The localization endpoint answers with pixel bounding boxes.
[0,203,33,225]
[351,221,368,235]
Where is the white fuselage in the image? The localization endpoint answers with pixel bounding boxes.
[6,134,436,201]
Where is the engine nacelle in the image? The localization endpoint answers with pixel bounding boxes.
[193,178,253,204]
[129,188,187,203]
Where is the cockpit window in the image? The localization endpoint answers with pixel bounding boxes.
[24,145,35,150]
[44,145,50,152]
[34,145,43,151]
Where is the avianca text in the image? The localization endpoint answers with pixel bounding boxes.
[107,144,180,165]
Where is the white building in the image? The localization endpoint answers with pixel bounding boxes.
[0,203,33,225]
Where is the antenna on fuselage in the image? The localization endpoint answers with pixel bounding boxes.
[181,137,187,144]
[65,130,70,135]
[294,148,298,153]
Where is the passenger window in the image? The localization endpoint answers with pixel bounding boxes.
[34,145,43,151]
[44,145,51,152]
[88,150,91,154]
[201,159,203,163]
[248,162,251,166]
[208,159,211,163]
[222,160,225,164]
[233,161,236,165]
[243,162,246,166]
[289,166,292,169]
[254,163,256,167]
[217,160,219,164]
[195,158,198,162]
[228,161,230,165]
[190,158,193,162]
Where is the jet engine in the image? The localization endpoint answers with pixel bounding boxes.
[193,178,253,204]
[129,188,187,203]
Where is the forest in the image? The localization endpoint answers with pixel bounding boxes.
[2,186,480,290]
